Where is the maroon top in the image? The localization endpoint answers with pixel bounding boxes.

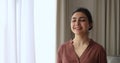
[57,39,107,63]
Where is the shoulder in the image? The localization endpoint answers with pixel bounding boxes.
[58,40,72,51]
[90,39,106,53]
[90,39,107,63]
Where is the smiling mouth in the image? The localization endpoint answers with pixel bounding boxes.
[74,27,81,30]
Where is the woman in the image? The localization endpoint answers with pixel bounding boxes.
[57,7,107,63]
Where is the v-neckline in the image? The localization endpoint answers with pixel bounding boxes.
[71,39,91,60]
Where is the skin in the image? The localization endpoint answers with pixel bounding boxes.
[71,12,92,57]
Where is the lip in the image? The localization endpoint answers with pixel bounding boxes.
[74,27,81,30]
[75,28,80,30]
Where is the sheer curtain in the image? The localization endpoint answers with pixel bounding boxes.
[0,0,16,63]
[34,0,56,63]
[17,0,35,63]
[0,0,56,63]
[0,0,35,63]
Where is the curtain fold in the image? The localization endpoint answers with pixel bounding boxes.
[20,0,35,63]
[0,0,6,63]
[105,0,120,56]
[6,0,16,63]
[89,0,120,56]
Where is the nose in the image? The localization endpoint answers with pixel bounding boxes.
[75,20,80,25]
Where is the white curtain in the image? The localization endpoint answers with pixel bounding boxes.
[0,0,57,63]
[0,0,35,63]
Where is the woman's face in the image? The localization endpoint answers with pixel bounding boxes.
[71,12,90,35]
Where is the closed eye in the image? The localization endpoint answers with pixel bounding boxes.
[72,19,76,22]
[79,19,86,22]
[79,17,87,22]
[71,17,77,22]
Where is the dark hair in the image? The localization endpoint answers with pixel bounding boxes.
[72,7,93,30]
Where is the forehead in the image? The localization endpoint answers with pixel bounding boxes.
[72,12,87,18]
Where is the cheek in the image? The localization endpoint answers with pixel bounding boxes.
[70,23,74,30]
[81,23,89,28]
[70,23,73,27]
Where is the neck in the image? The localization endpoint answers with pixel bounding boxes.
[73,34,90,46]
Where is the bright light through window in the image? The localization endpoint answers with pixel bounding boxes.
[34,0,56,63]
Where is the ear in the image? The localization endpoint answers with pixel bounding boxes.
[88,23,93,30]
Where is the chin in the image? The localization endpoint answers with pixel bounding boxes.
[74,30,87,34]
[74,32,82,35]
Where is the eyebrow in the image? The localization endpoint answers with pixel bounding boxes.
[72,17,87,19]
